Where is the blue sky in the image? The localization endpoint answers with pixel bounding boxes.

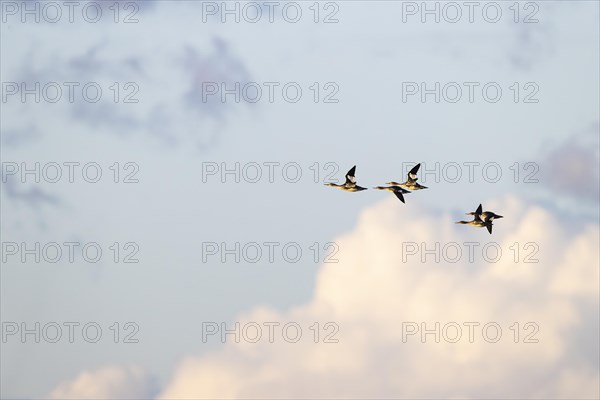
[1,1,599,398]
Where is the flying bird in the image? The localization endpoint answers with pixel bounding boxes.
[387,163,428,190]
[466,204,503,221]
[373,185,411,203]
[459,204,503,233]
[456,213,494,234]
[324,165,368,192]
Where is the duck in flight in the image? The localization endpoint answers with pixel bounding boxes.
[456,213,494,234]
[387,163,428,190]
[373,185,411,203]
[466,204,503,221]
[324,165,368,192]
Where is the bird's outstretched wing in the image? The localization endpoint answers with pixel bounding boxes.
[476,204,483,215]
[345,166,357,185]
[393,189,406,203]
[407,163,421,182]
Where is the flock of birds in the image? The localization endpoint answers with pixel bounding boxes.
[325,164,503,234]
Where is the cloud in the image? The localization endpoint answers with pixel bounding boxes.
[182,38,253,120]
[146,37,254,150]
[44,195,599,398]
[1,165,61,209]
[0,125,41,148]
[507,23,555,71]
[49,365,157,400]
[5,12,253,151]
[539,123,600,203]
[150,195,599,399]
[1,161,65,232]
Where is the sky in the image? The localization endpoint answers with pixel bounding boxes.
[1,1,599,399]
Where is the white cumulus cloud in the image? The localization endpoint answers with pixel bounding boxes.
[49,365,157,400]
[154,195,599,399]
[46,196,598,399]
